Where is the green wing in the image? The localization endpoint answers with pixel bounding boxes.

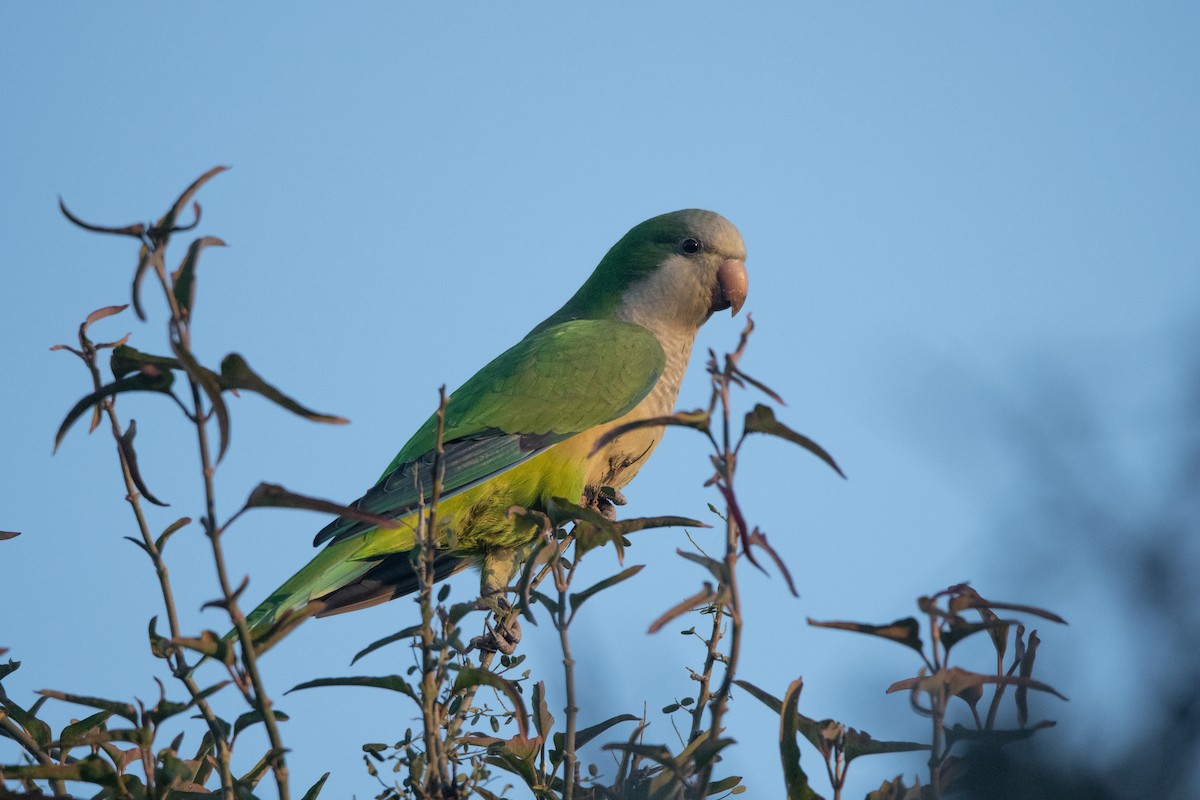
[313,318,665,546]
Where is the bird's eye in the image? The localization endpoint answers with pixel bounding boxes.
[680,237,702,254]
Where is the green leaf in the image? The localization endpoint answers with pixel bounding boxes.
[0,754,117,787]
[287,675,417,700]
[300,771,330,800]
[156,517,192,553]
[807,616,924,654]
[232,709,290,741]
[171,235,225,319]
[569,565,644,613]
[707,775,745,795]
[58,710,113,747]
[36,690,137,723]
[110,344,181,380]
[531,681,554,740]
[452,667,529,740]
[552,713,639,756]
[119,418,168,506]
[54,370,175,452]
[0,658,20,680]
[148,616,172,659]
[171,631,235,665]
[351,624,422,665]
[743,404,845,478]
[219,353,348,425]
[841,727,928,763]
[169,337,231,462]
[1,696,52,748]
[779,679,824,800]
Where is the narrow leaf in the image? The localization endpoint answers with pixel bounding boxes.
[1,697,52,748]
[589,408,711,456]
[219,353,348,425]
[287,675,417,700]
[744,404,845,478]
[170,337,230,462]
[156,517,192,553]
[36,690,137,723]
[58,710,113,746]
[351,624,422,665]
[300,772,330,800]
[54,370,175,452]
[118,419,168,506]
[240,482,401,529]
[84,305,129,332]
[649,584,718,634]
[232,709,290,741]
[156,166,229,232]
[171,236,225,319]
[110,344,181,380]
[779,679,824,800]
[452,666,530,740]
[807,616,924,654]
[0,530,19,541]
[570,565,644,613]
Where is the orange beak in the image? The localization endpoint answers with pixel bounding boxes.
[712,258,748,315]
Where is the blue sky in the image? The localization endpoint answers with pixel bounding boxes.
[2,4,1198,798]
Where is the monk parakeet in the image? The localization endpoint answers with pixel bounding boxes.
[243,209,748,645]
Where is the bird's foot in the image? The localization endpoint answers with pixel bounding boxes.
[466,596,523,655]
[582,484,627,522]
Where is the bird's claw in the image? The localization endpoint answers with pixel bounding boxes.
[466,596,523,655]
[583,484,627,522]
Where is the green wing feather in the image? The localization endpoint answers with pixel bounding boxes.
[244,319,665,638]
[313,318,665,546]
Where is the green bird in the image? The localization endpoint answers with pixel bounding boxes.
[243,209,748,647]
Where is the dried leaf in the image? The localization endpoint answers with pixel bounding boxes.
[240,482,401,529]
[1016,630,1041,727]
[808,616,924,655]
[58,197,145,238]
[746,528,798,596]
[649,584,719,634]
[0,530,19,541]
[743,404,845,478]
[589,408,711,456]
[219,353,348,425]
[156,166,228,233]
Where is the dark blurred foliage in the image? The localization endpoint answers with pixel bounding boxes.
[957,333,1200,799]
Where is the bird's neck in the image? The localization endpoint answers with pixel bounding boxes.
[616,306,698,418]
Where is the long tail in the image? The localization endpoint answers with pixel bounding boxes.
[239,539,469,655]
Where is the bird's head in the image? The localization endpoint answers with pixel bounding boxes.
[544,209,748,335]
